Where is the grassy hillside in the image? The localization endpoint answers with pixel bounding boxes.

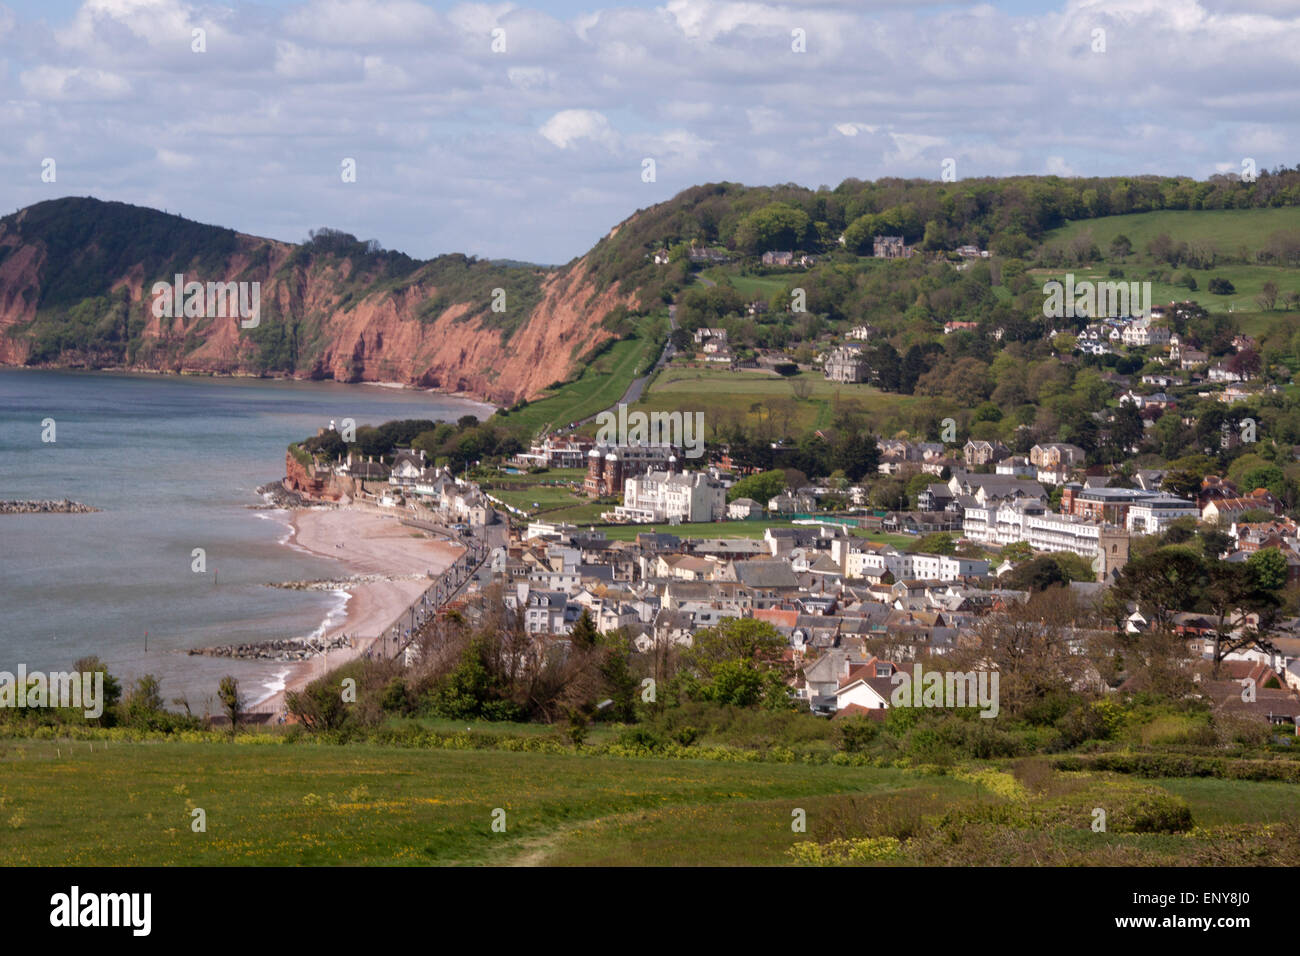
[493,312,667,438]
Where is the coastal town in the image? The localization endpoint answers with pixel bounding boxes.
[276,394,1300,729]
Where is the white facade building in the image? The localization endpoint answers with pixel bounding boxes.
[614,469,726,523]
[1125,495,1201,535]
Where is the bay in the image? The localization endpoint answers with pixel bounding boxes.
[0,368,492,711]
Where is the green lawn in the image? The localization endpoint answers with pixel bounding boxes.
[489,485,583,513]
[534,502,616,524]
[486,468,586,486]
[700,268,799,299]
[1150,777,1300,827]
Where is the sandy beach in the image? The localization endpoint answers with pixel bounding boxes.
[254,506,463,714]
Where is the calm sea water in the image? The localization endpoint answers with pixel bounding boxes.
[0,369,492,709]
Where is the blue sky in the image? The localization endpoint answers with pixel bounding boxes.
[1,0,1296,263]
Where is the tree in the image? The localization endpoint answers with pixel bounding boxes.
[727,469,786,503]
[217,675,243,741]
[1146,233,1174,264]
[285,674,352,732]
[1202,561,1278,673]
[131,674,164,710]
[1004,556,1067,592]
[1256,280,1279,311]
[570,608,600,651]
[829,430,879,482]
[1248,547,1290,592]
[908,532,956,555]
[1199,527,1233,560]
[72,656,122,725]
[680,618,794,710]
[1228,348,1261,378]
[1109,234,1132,260]
[1161,465,1207,499]
[1114,548,1207,630]
[734,203,812,255]
[952,590,1094,717]
[596,629,638,722]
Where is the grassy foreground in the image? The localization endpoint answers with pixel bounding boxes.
[0,739,922,866]
[1,737,1298,866]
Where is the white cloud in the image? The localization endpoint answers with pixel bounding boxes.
[539,109,617,149]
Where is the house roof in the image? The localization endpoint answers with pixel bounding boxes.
[734,560,800,589]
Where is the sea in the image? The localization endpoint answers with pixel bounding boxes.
[0,368,493,710]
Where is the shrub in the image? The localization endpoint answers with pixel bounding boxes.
[788,836,902,865]
[617,726,664,750]
[837,718,879,753]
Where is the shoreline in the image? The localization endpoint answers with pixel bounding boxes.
[251,505,463,715]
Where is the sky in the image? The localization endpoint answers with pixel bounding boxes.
[0,0,1297,264]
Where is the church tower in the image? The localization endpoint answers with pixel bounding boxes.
[1096,528,1130,582]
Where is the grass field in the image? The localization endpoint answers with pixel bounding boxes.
[0,739,931,866]
[488,484,584,513]
[700,268,799,299]
[2,736,1297,865]
[641,367,943,436]
[1043,207,1300,260]
[487,468,586,485]
[1031,264,1298,317]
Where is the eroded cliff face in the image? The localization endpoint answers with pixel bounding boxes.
[310,260,628,404]
[0,241,43,365]
[0,204,634,407]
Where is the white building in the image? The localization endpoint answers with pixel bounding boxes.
[964,499,1111,559]
[1122,318,1171,348]
[833,540,989,582]
[1125,495,1201,535]
[614,469,726,523]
